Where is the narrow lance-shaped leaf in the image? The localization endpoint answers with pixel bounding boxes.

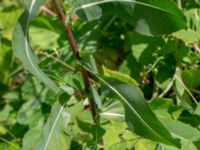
[12,0,58,91]
[96,76,181,147]
[35,93,71,150]
[73,0,187,35]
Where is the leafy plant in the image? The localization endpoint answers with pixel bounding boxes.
[0,0,200,149]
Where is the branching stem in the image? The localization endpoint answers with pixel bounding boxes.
[53,0,104,149]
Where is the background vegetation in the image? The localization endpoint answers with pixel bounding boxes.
[0,0,200,149]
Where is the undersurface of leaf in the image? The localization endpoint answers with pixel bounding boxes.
[12,0,58,92]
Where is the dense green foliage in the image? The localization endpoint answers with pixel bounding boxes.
[0,0,200,149]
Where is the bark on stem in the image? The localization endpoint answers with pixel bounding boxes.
[53,0,104,149]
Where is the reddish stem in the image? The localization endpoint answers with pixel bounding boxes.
[52,0,104,149]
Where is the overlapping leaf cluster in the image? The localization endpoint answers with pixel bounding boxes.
[0,0,200,149]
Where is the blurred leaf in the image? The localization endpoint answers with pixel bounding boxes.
[155,55,176,89]
[151,98,182,120]
[181,69,200,89]
[135,139,157,150]
[90,85,102,108]
[0,38,12,84]
[17,99,43,127]
[102,122,131,149]
[100,101,125,121]
[174,29,200,45]
[179,110,200,128]
[0,6,22,39]
[29,25,60,50]
[22,127,42,150]
[76,118,105,141]
[194,104,200,116]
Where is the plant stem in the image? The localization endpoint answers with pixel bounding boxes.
[53,0,104,149]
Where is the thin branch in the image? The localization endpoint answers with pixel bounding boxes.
[158,76,175,98]
[52,0,104,149]
[175,74,198,104]
[53,0,80,59]
[37,50,75,71]
[192,43,200,53]
[41,6,57,16]
[37,50,99,86]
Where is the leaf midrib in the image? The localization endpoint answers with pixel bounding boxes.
[97,76,176,146]
[43,104,65,150]
[24,0,47,82]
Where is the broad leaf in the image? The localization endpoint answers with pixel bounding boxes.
[161,119,200,150]
[161,119,200,141]
[96,76,180,147]
[12,0,58,91]
[22,127,42,150]
[35,94,70,150]
[74,0,187,35]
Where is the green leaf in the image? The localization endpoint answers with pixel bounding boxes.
[90,85,102,108]
[102,66,143,95]
[74,0,187,35]
[181,69,200,89]
[150,98,182,120]
[76,118,105,141]
[0,38,12,84]
[35,94,70,150]
[194,104,200,116]
[174,29,200,45]
[73,0,102,21]
[179,110,200,128]
[17,99,43,127]
[134,139,157,150]
[161,119,200,150]
[100,101,125,121]
[161,119,200,141]
[12,0,58,92]
[22,127,42,150]
[96,76,181,147]
[175,70,193,111]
